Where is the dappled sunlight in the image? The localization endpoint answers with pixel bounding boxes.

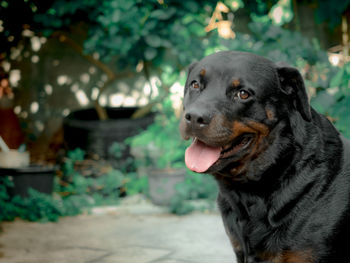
[270,6,284,24]
[14,105,21,115]
[143,83,152,96]
[10,46,21,60]
[62,108,70,116]
[99,94,107,106]
[269,0,293,25]
[31,55,39,63]
[34,120,44,132]
[70,83,79,92]
[91,87,99,100]
[109,93,125,107]
[30,101,39,114]
[80,73,90,84]
[123,96,137,107]
[88,66,96,74]
[75,89,89,106]
[9,69,20,87]
[1,61,10,71]
[150,76,160,98]
[138,97,148,106]
[30,36,41,52]
[19,110,28,119]
[170,82,184,117]
[329,53,341,66]
[117,81,129,93]
[22,29,34,37]
[44,84,53,95]
[57,75,69,86]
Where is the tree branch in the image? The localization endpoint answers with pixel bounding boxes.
[51,31,136,120]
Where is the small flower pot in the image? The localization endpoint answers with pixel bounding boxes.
[148,168,186,206]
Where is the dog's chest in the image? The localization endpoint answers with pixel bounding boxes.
[218,191,275,250]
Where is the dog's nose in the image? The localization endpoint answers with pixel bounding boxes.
[184,110,211,128]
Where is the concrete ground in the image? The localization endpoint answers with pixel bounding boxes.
[0,196,236,263]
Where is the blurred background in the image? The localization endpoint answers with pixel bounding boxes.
[0,0,350,222]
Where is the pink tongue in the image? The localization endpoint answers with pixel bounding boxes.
[185,139,221,173]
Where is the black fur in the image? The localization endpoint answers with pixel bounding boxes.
[180,51,350,263]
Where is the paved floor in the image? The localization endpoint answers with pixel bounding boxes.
[0,196,236,263]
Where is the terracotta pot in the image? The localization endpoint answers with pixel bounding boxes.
[0,98,24,149]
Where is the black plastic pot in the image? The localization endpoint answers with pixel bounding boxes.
[63,107,154,160]
[0,165,56,198]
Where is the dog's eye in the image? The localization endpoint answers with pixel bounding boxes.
[238,90,250,100]
[191,81,200,89]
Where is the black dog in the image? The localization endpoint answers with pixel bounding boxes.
[180,51,350,263]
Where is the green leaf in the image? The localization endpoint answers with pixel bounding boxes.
[150,7,176,20]
[330,68,344,87]
[144,47,157,60]
[144,34,162,48]
[310,91,335,114]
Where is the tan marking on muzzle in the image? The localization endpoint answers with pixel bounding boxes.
[228,121,270,176]
[231,120,269,140]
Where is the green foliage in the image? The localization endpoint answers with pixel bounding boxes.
[0,148,131,222]
[0,176,15,221]
[248,0,293,26]
[2,0,350,219]
[311,63,350,139]
[170,171,218,215]
[314,0,350,28]
[59,149,125,203]
[128,98,190,169]
[0,174,92,222]
[35,0,219,69]
[124,172,148,195]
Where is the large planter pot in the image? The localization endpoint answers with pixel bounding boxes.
[148,168,186,206]
[63,107,154,160]
[0,165,56,198]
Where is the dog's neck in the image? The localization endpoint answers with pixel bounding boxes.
[213,109,342,189]
[213,110,344,253]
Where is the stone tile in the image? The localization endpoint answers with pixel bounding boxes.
[0,201,236,263]
[152,259,194,263]
[0,247,108,263]
[99,246,171,263]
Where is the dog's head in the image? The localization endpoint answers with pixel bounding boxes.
[180,51,311,179]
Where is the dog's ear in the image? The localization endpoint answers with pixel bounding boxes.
[275,62,312,122]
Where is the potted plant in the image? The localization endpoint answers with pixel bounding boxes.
[0,70,56,198]
[128,98,188,206]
